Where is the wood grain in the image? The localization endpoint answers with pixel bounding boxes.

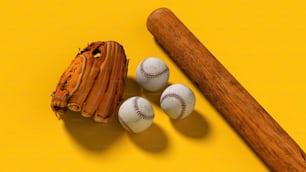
[146,8,306,171]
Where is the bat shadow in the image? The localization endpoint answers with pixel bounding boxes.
[62,110,124,152]
[170,110,210,139]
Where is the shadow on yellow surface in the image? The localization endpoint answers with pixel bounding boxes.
[123,76,210,141]
[170,110,210,139]
[60,76,210,154]
[141,86,165,105]
[62,110,124,152]
[128,123,168,152]
[122,77,142,100]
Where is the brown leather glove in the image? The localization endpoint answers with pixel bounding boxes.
[51,41,128,122]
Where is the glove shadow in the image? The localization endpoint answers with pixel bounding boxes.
[62,110,124,152]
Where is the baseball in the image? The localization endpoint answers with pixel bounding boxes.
[136,57,169,92]
[118,96,154,133]
[160,84,196,119]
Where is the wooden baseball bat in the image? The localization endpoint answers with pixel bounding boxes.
[147,8,306,171]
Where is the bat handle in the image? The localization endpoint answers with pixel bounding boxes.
[147,8,306,171]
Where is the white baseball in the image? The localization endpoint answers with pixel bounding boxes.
[118,96,154,133]
[160,84,196,119]
[136,57,169,92]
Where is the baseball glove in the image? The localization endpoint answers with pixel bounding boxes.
[51,41,128,122]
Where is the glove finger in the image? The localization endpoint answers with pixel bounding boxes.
[97,50,129,122]
[112,55,129,111]
[94,43,126,122]
[67,42,106,111]
[51,52,86,116]
[81,42,116,117]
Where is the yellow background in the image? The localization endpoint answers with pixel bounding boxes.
[1,0,305,171]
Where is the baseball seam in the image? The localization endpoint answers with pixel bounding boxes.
[133,97,154,120]
[118,116,134,132]
[161,93,186,119]
[140,59,168,79]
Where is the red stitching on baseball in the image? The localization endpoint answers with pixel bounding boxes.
[133,97,154,120]
[160,93,186,119]
[118,116,134,132]
[140,59,168,79]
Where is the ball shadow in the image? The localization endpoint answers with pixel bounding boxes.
[170,110,210,139]
[62,110,124,152]
[122,76,142,100]
[141,82,172,106]
[128,123,168,153]
[124,77,170,106]
[122,77,168,153]
[141,89,163,105]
